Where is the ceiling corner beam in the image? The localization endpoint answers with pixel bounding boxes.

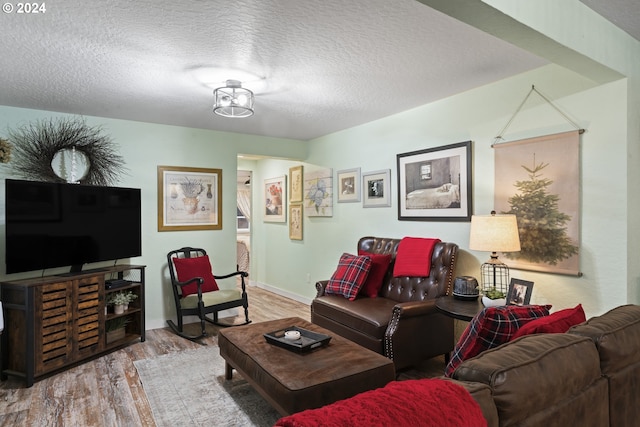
[417,0,623,84]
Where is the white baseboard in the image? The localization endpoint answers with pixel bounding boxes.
[254,281,313,305]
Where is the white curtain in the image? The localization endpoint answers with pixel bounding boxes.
[237,187,251,222]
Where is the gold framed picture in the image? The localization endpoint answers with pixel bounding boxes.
[289,165,303,203]
[289,203,303,240]
[157,165,222,231]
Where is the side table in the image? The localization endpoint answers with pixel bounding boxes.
[435,295,484,321]
[436,296,485,344]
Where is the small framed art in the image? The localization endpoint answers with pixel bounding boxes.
[289,203,303,240]
[507,278,534,306]
[289,165,303,203]
[363,169,391,208]
[337,167,361,203]
[264,175,287,223]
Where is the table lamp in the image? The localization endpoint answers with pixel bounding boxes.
[469,211,521,299]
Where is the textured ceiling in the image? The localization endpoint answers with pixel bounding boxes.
[580,0,640,42]
[0,0,635,141]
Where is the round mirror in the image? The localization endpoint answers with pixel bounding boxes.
[51,148,91,183]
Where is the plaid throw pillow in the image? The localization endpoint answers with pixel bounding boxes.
[325,253,372,301]
[445,304,551,377]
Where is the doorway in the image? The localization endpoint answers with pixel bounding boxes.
[237,170,251,273]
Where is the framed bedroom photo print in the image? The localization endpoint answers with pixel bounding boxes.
[397,141,472,221]
[337,167,361,203]
[157,165,222,231]
[362,169,391,208]
[264,175,287,223]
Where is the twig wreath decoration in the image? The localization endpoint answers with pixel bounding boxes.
[0,137,11,163]
[7,117,126,186]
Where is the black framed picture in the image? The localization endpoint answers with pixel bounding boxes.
[507,278,534,306]
[397,141,472,221]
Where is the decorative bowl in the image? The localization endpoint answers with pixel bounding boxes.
[482,296,506,307]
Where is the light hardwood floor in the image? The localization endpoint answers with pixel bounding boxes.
[0,286,445,426]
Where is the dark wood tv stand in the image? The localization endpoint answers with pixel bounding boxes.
[0,264,145,387]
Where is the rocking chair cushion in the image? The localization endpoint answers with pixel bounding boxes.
[173,255,219,297]
[180,289,242,309]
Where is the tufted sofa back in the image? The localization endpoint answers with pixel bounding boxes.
[358,236,458,303]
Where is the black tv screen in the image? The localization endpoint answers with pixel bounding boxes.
[5,179,142,274]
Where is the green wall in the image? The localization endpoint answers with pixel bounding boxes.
[2,1,639,328]
[0,106,305,329]
[250,65,630,319]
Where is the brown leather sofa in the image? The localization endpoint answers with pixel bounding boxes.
[452,304,640,427]
[311,236,459,371]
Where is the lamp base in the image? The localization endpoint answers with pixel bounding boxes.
[480,254,510,297]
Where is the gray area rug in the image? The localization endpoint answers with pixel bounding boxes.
[134,347,281,427]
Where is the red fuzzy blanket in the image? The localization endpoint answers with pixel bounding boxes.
[275,378,486,427]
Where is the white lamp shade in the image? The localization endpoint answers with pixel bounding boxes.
[469,214,521,253]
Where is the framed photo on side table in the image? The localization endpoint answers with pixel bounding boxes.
[507,278,534,306]
[397,141,472,221]
[363,169,391,208]
[157,165,222,231]
[337,168,361,203]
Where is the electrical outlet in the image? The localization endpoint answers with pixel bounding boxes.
[306,273,311,283]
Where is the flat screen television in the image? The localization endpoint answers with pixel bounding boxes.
[5,179,142,274]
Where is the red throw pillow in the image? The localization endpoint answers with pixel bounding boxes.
[445,304,552,377]
[357,250,391,297]
[172,255,219,297]
[511,304,586,340]
[325,253,372,301]
[392,237,441,277]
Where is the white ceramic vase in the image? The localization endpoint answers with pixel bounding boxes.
[482,296,506,307]
[114,304,125,315]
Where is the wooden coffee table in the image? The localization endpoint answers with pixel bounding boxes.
[218,317,395,416]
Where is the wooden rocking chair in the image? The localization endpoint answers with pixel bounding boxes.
[167,247,250,340]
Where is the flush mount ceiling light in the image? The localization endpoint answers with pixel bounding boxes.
[213,80,254,118]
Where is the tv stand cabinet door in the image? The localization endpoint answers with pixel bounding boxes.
[35,282,73,375]
[34,277,103,377]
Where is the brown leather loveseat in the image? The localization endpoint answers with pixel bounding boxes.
[311,236,459,370]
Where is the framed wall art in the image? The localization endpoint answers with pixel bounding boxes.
[264,175,287,223]
[289,203,303,240]
[506,278,534,306]
[362,169,391,208]
[157,165,222,231]
[304,167,333,217]
[289,165,303,203]
[397,141,472,221]
[337,167,361,203]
